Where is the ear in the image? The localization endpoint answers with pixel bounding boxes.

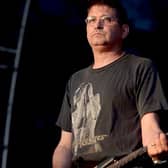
[121,24,129,39]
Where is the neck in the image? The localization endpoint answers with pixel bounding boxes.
[92,48,125,69]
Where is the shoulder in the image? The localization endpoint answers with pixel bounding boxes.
[66,65,91,87]
[70,66,91,80]
[125,53,156,68]
[126,53,152,63]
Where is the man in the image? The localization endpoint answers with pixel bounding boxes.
[52,0,168,167]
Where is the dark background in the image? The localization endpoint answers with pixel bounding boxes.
[0,0,168,168]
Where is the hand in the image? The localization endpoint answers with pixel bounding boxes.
[147,132,168,164]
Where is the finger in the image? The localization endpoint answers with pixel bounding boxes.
[149,133,168,163]
[147,140,163,161]
[148,143,159,156]
[160,133,168,151]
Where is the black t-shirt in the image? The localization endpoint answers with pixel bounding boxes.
[56,53,168,161]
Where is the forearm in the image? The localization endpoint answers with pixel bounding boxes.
[141,112,168,162]
[52,145,72,168]
[141,112,162,146]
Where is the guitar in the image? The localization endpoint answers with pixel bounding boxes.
[73,133,168,168]
[95,146,168,168]
[94,147,147,168]
[95,133,168,168]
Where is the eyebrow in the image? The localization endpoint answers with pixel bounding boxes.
[87,14,116,18]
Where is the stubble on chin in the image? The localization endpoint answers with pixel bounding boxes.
[91,39,107,46]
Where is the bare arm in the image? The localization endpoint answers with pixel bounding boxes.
[52,130,73,168]
[141,112,168,162]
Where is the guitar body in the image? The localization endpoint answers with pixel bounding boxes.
[71,160,98,168]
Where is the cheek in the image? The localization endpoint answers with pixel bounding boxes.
[86,32,90,42]
[109,28,122,40]
[86,33,92,45]
[86,28,93,40]
[86,26,92,35]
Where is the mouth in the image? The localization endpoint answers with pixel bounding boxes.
[92,32,104,37]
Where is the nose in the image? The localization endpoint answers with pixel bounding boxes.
[95,19,104,29]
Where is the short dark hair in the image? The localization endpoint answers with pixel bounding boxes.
[87,0,129,25]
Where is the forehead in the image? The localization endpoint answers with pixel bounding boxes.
[88,4,117,16]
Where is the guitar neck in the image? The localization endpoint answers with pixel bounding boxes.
[106,147,147,168]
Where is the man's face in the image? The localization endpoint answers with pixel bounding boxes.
[86,4,128,49]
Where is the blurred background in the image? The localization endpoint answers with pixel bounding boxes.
[0,0,168,168]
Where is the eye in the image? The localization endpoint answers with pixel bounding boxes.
[85,16,96,24]
[101,16,116,24]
